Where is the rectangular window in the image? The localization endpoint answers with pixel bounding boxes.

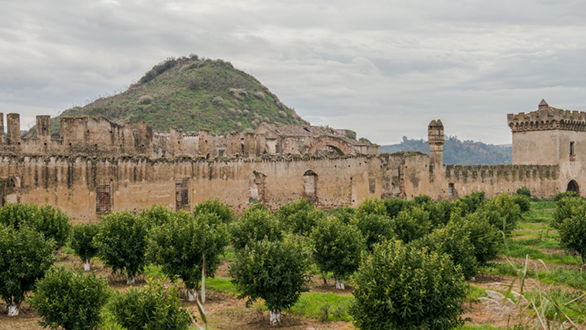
[175,179,189,211]
[96,185,111,214]
[448,183,455,197]
[570,141,576,161]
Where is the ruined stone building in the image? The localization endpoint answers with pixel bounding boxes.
[0,100,578,221]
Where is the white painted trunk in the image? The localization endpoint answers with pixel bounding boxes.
[7,304,19,316]
[201,255,206,304]
[83,260,91,272]
[187,288,198,302]
[269,310,281,325]
[126,276,135,285]
[335,279,345,290]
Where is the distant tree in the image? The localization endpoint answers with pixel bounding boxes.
[230,240,308,325]
[94,212,148,284]
[71,224,100,271]
[0,225,55,316]
[231,208,282,249]
[146,212,228,302]
[310,217,365,289]
[193,199,234,223]
[350,240,466,330]
[29,267,109,330]
[107,278,193,329]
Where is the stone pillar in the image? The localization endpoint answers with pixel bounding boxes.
[36,115,51,141]
[0,113,4,144]
[428,119,444,167]
[7,113,20,145]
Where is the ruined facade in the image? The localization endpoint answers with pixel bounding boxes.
[0,100,579,221]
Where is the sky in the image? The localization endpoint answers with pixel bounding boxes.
[1,0,585,145]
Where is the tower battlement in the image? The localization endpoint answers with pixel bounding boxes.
[507,99,586,132]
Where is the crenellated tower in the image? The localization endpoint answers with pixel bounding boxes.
[428,119,444,167]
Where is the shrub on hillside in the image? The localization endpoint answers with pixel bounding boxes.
[230,239,308,325]
[29,267,109,330]
[94,212,148,284]
[310,217,365,289]
[193,199,234,223]
[350,240,466,330]
[137,95,153,105]
[146,212,228,302]
[516,186,532,198]
[558,207,586,263]
[0,225,55,316]
[71,223,100,271]
[0,203,71,249]
[391,206,432,243]
[107,278,193,329]
[230,208,282,249]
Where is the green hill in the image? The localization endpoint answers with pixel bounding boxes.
[56,55,308,133]
[380,136,512,165]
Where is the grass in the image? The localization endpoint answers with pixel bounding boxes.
[206,277,239,294]
[290,292,353,322]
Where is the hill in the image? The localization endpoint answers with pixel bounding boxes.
[380,136,512,165]
[55,55,308,133]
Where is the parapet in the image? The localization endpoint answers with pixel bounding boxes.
[507,99,586,132]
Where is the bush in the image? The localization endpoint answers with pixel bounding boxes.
[139,205,173,227]
[107,278,193,329]
[71,224,99,271]
[558,207,586,263]
[512,194,531,213]
[94,212,148,283]
[516,186,532,198]
[0,203,71,249]
[231,208,282,249]
[350,240,466,329]
[330,207,355,224]
[554,191,580,201]
[476,194,522,236]
[230,239,308,325]
[352,213,393,251]
[0,225,55,315]
[193,199,234,223]
[454,192,485,216]
[137,95,153,105]
[354,198,387,218]
[458,214,502,264]
[553,197,585,229]
[423,200,454,228]
[29,267,109,330]
[146,212,228,301]
[413,195,433,205]
[391,206,432,243]
[276,199,318,235]
[311,217,365,288]
[383,198,414,218]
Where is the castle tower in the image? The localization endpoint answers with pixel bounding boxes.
[428,119,444,167]
[7,113,20,145]
[35,115,51,142]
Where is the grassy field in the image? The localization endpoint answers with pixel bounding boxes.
[1,200,584,329]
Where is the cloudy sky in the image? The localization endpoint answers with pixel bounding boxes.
[1,0,585,145]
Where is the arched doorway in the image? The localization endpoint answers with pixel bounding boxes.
[567,180,579,194]
[303,170,318,202]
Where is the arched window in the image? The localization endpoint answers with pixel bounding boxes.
[567,180,579,194]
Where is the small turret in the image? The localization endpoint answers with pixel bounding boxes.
[428,119,444,166]
[538,99,549,110]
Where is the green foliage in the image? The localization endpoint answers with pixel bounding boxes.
[231,208,282,249]
[310,217,365,281]
[57,56,307,135]
[553,197,584,229]
[423,200,454,228]
[454,192,486,216]
[71,223,99,262]
[230,239,308,313]
[94,212,148,279]
[476,194,521,236]
[391,206,432,243]
[457,214,502,264]
[139,205,173,227]
[290,292,353,322]
[329,207,355,224]
[107,278,193,330]
[193,199,234,223]
[414,195,433,205]
[354,198,387,218]
[0,203,71,248]
[0,225,55,306]
[276,199,324,236]
[557,207,586,262]
[383,198,414,218]
[511,194,531,213]
[146,212,229,289]
[351,240,467,330]
[29,267,109,330]
[352,213,393,251]
[516,186,532,198]
[554,191,580,201]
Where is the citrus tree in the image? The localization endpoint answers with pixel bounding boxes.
[71,223,100,271]
[230,208,282,249]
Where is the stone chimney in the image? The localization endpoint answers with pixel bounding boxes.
[428,119,444,167]
[7,113,20,145]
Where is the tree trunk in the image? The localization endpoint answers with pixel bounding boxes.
[201,254,206,304]
[269,310,281,325]
[83,260,91,272]
[187,288,199,302]
[321,272,328,286]
[335,279,345,290]
[7,304,19,316]
[126,275,135,285]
